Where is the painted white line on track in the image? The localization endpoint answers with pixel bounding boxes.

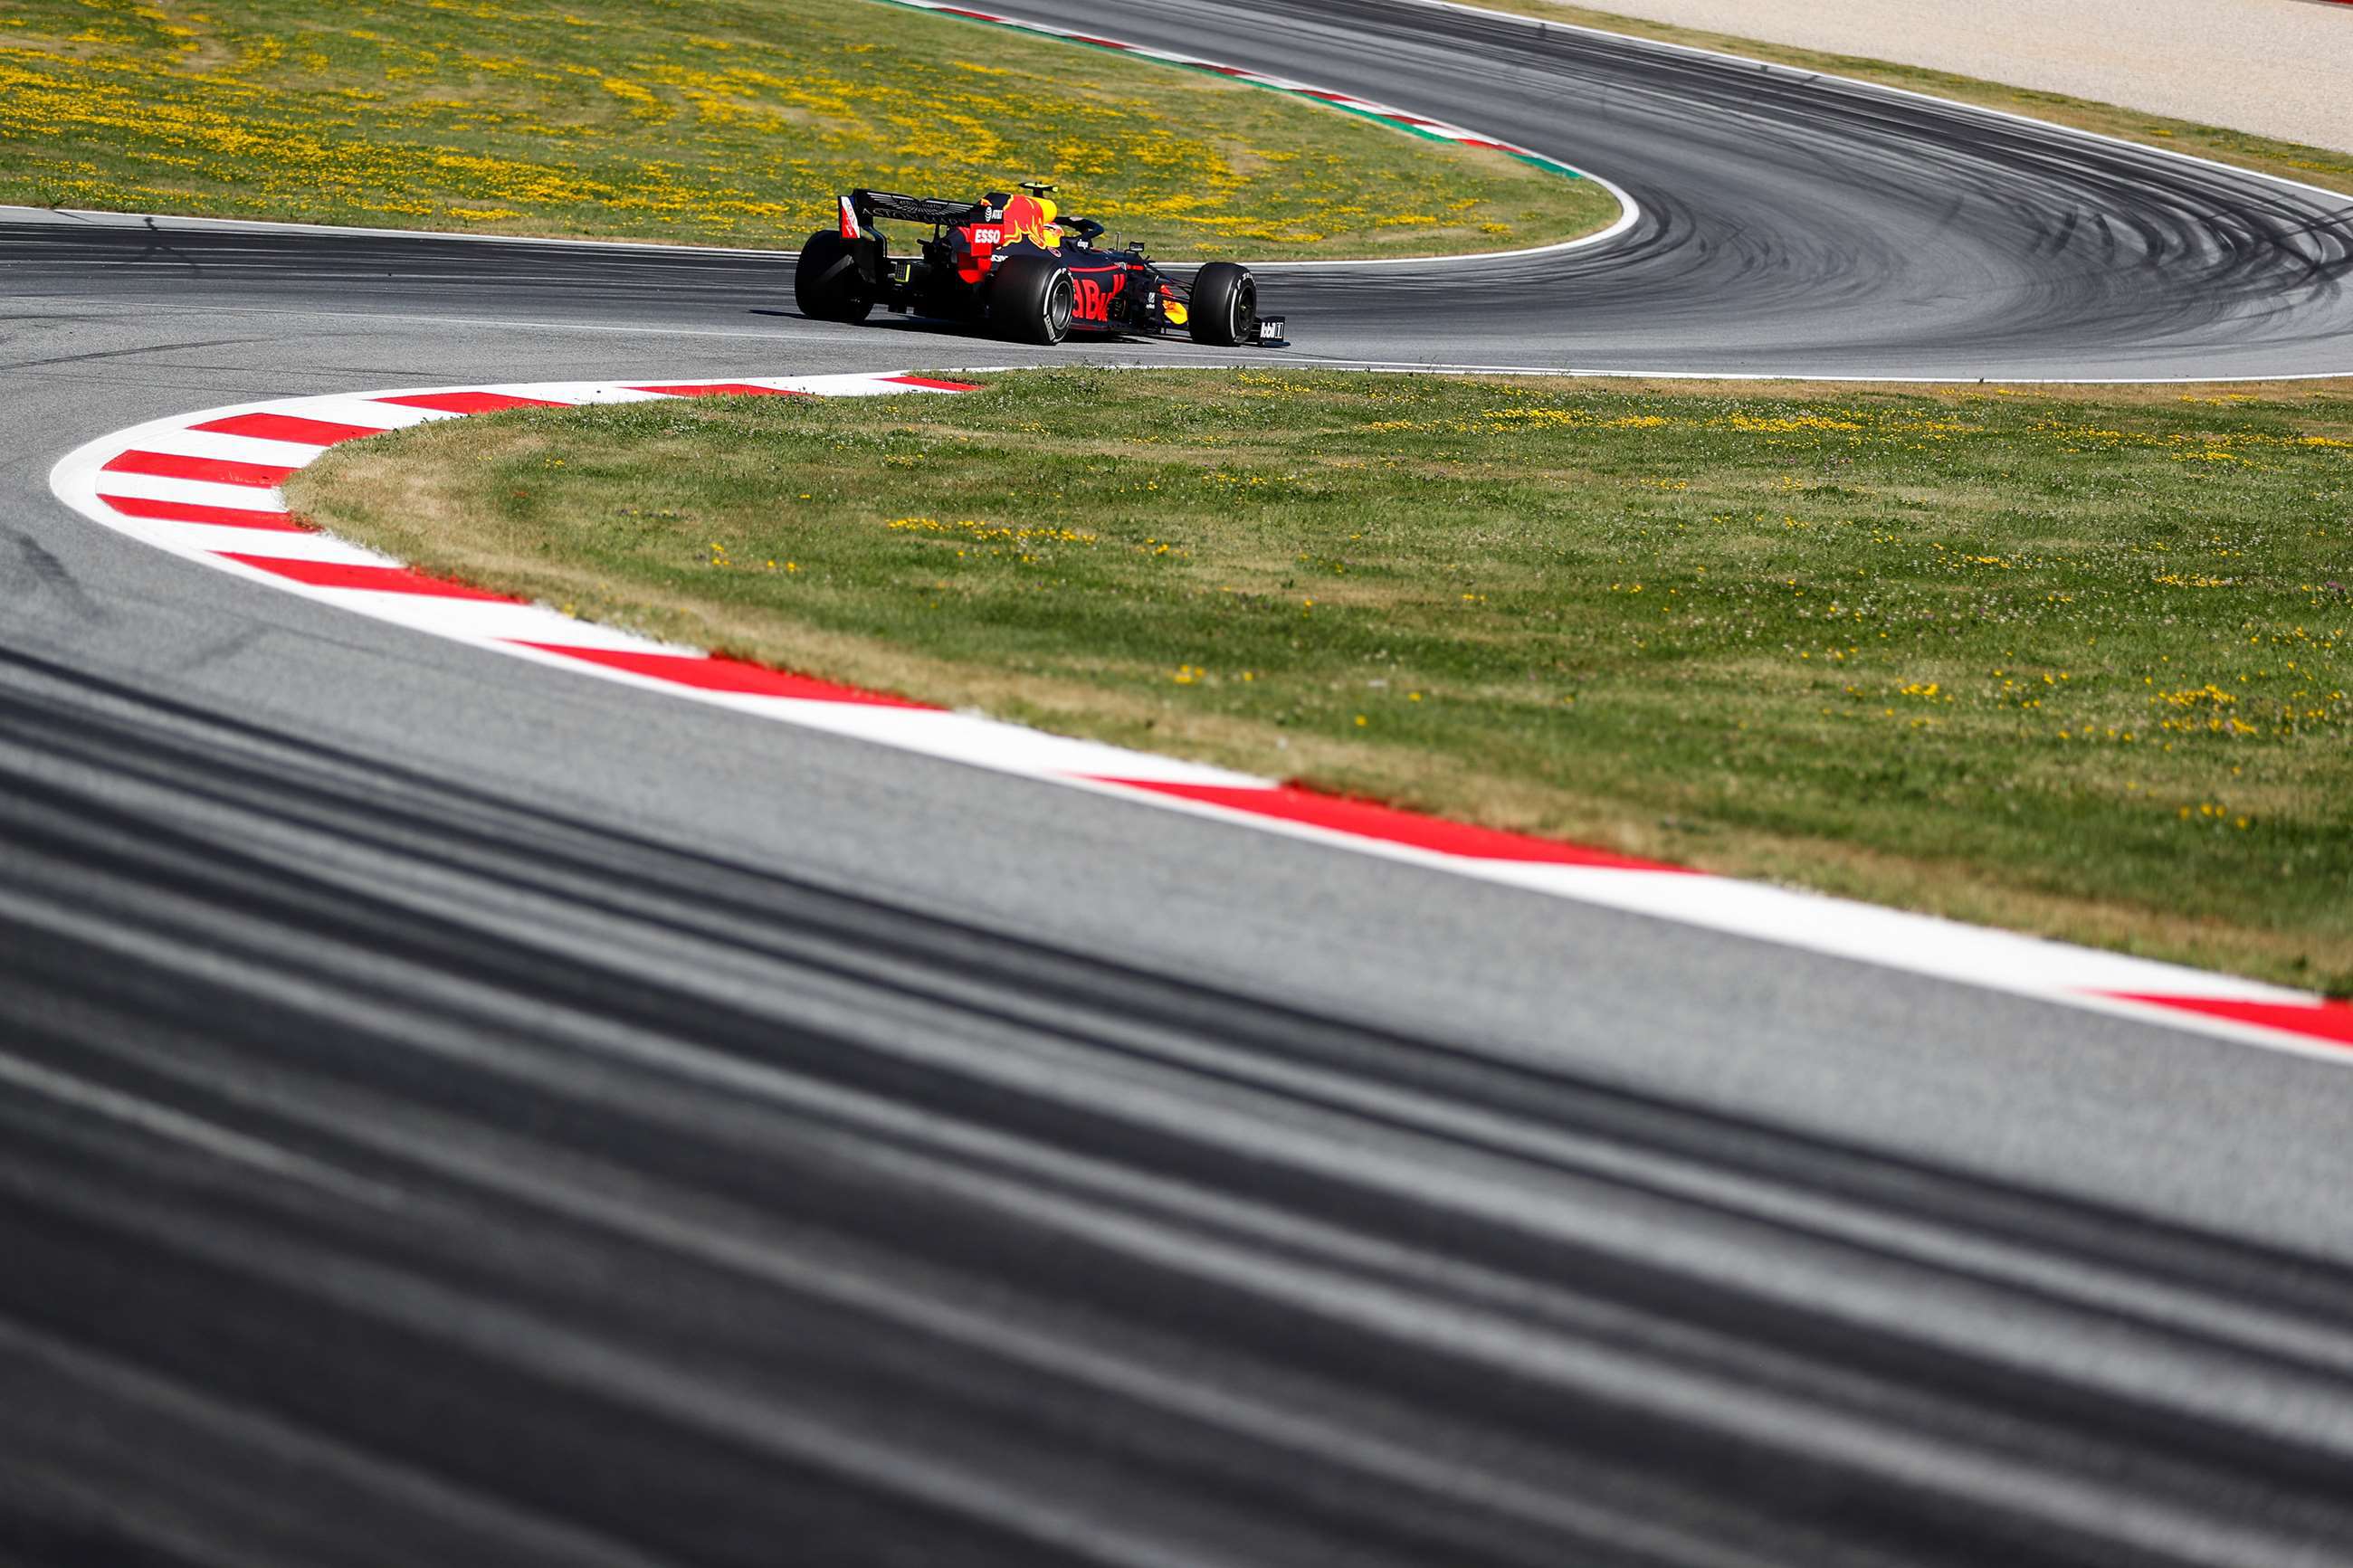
[125,430,337,467]
[88,472,293,512]
[142,527,388,564]
[0,203,810,259]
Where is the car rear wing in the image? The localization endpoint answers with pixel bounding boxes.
[848,190,990,229]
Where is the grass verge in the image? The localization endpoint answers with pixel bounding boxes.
[288,370,2353,992]
[1481,0,2353,197]
[0,0,1615,258]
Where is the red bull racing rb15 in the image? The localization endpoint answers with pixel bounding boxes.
[795,181,1280,348]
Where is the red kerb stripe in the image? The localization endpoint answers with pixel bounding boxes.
[101,449,298,488]
[1094,781,1693,870]
[189,411,393,445]
[509,644,938,708]
[99,493,307,532]
[882,375,986,392]
[634,383,809,398]
[220,556,520,601]
[2104,993,2353,1050]
[376,391,573,413]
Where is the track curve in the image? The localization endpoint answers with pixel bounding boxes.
[6,0,2352,378]
[7,4,2353,1565]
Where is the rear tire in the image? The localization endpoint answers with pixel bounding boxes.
[992,254,1074,346]
[1187,261,1257,347]
[795,231,873,323]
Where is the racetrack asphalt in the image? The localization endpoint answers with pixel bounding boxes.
[6,1,2353,1563]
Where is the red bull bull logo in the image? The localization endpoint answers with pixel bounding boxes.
[999,192,1059,250]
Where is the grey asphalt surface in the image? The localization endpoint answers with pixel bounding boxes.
[5,1,2353,1563]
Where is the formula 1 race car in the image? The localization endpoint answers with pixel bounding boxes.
[794,181,1281,347]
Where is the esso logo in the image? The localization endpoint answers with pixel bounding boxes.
[969,228,1002,246]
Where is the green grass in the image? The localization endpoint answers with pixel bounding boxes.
[1484,0,2353,198]
[287,370,2353,991]
[0,0,1615,258]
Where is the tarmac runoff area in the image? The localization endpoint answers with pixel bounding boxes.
[1542,0,2353,156]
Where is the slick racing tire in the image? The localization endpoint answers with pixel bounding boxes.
[993,254,1075,346]
[1187,261,1257,347]
[795,231,874,324]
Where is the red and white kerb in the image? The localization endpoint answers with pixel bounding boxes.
[47,372,2353,1062]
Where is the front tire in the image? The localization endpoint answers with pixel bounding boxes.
[795,231,873,324]
[992,253,1074,346]
[1187,261,1257,347]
